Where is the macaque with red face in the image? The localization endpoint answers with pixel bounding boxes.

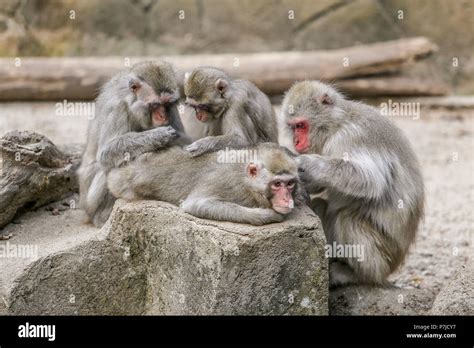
[281,81,424,287]
[108,143,308,225]
[78,61,190,227]
[182,66,278,157]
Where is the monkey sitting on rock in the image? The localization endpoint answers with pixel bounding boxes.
[182,67,278,157]
[281,81,424,287]
[78,61,189,227]
[108,143,308,226]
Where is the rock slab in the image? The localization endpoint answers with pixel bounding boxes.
[1,200,328,315]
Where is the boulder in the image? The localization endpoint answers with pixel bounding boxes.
[1,200,328,315]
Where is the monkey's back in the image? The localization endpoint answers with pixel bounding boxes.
[328,100,424,266]
[233,79,278,143]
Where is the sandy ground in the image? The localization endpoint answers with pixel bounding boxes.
[1,102,473,300]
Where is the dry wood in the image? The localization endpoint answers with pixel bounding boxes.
[336,76,449,97]
[0,37,438,100]
[0,131,82,229]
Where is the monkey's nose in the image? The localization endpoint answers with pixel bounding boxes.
[159,95,171,104]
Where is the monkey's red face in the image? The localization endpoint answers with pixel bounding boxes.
[129,79,176,127]
[195,106,210,122]
[150,103,169,126]
[270,178,296,214]
[191,104,213,123]
[288,118,311,153]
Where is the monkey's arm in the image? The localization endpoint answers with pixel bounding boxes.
[185,133,248,157]
[98,126,177,170]
[181,196,284,225]
[297,154,388,200]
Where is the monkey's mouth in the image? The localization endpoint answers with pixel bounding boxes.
[196,110,208,122]
[151,105,168,125]
[273,205,292,215]
[294,138,310,153]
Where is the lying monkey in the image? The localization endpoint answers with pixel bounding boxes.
[107,143,308,225]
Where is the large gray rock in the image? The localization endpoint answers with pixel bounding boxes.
[430,260,474,315]
[0,199,328,315]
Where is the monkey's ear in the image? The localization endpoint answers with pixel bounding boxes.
[215,79,228,94]
[246,163,259,178]
[320,93,334,105]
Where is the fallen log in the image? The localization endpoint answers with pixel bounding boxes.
[0,37,437,100]
[336,76,449,97]
[0,131,82,229]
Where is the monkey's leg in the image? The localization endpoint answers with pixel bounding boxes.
[181,196,283,225]
[333,212,394,286]
[329,261,358,287]
[91,191,117,227]
[99,127,177,170]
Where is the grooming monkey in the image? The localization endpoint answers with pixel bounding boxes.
[282,81,424,286]
[182,67,278,156]
[108,143,308,225]
[78,61,189,227]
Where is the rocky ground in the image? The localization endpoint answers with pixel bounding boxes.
[0,102,472,314]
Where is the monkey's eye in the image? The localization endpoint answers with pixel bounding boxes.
[196,104,211,112]
[129,81,141,92]
[296,122,306,129]
[272,181,282,189]
[287,180,295,189]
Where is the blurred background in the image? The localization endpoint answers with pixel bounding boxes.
[0,0,473,92]
[0,0,473,314]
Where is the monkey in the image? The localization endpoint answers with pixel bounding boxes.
[77,61,189,227]
[182,66,278,157]
[281,81,424,287]
[107,143,308,226]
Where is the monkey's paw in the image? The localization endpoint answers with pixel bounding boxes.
[153,126,177,144]
[296,154,328,186]
[185,139,212,157]
[252,208,285,225]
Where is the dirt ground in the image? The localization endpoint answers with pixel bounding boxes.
[1,102,473,303]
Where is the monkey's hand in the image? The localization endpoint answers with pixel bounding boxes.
[185,137,215,157]
[296,154,329,193]
[150,126,178,149]
[251,208,285,225]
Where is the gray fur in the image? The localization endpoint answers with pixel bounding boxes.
[282,81,424,286]
[183,67,278,156]
[107,143,307,226]
[77,61,188,227]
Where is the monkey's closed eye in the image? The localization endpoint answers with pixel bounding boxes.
[287,180,295,188]
[196,104,212,112]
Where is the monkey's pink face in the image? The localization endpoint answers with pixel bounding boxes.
[288,117,311,153]
[129,79,175,126]
[270,179,296,214]
[150,103,169,126]
[247,163,296,215]
[193,104,212,123]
